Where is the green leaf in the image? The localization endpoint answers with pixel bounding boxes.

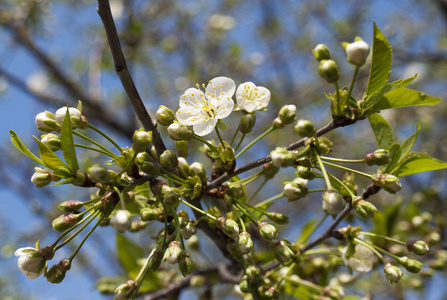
[341,296,362,300]
[368,113,394,149]
[394,152,447,177]
[374,88,441,111]
[296,218,317,245]
[10,130,44,166]
[398,123,420,165]
[364,22,392,104]
[384,142,402,174]
[33,136,71,176]
[216,119,227,130]
[116,233,144,278]
[61,108,79,170]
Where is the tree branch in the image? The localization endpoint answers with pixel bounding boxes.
[96,0,166,154]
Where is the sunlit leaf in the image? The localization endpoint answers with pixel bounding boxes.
[116,233,144,278]
[368,113,394,149]
[394,152,447,177]
[61,108,79,170]
[374,88,441,111]
[10,130,44,166]
[33,136,71,177]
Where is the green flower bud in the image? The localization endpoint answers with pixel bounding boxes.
[181,222,197,239]
[312,44,331,61]
[190,162,208,184]
[58,200,83,212]
[322,190,346,215]
[31,167,60,187]
[319,59,340,83]
[164,192,179,206]
[46,259,71,284]
[159,150,178,168]
[272,117,284,129]
[371,173,402,194]
[156,105,175,126]
[148,249,163,272]
[270,147,294,168]
[175,140,189,158]
[177,157,190,174]
[140,207,163,222]
[41,133,62,151]
[245,265,262,285]
[151,145,160,160]
[343,38,370,67]
[221,218,240,238]
[315,137,333,154]
[352,196,378,219]
[266,212,289,224]
[364,149,391,166]
[178,251,192,277]
[262,162,280,179]
[294,119,316,137]
[269,239,294,263]
[384,263,403,284]
[163,241,182,264]
[240,113,256,133]
[278,105,297,125]
[55,107,82,129]
[114,280,137,300]
[283,177,308,201]
[296,166,316,180]
[88,164,111,183]
[35,111,58,132]
[258,222,278,241]
[168,122,194,141]
[239,275,253,293]
[136,152,160,176]
[406,240,430,256]
[132,130,153,153]
[399,256,423,273]
[238,232,253,254]
[52,213,83,232]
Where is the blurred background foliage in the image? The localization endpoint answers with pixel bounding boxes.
[0,0,446,299]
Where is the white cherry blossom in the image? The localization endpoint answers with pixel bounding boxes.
[236,82,271,113]
[15,247,46,279]
[342,244,375,273]
[176,77,235,136]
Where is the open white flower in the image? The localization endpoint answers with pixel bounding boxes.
[15,247,47,279]
[342,244,375,273]
[176,77,235,136]
[236,82,271,113]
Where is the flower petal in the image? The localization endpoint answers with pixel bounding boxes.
[193,118,218,136]
[206,77,236,103]
[179,88,204,108]
[215,97,234,119]
[176,106,203,126]
[236,82,271,112]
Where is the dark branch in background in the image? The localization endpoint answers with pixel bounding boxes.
[0,21,134,137]
[96,0,167,154]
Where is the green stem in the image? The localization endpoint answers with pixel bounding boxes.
[51,209,97,248]
[247,178,268,204]
[232,207,246,232]
[235,126,275,159]
[68,213,104,262]
[193,135,219,154]
[313,147,332,190]
[346,66,360,103]
[327,172,355,198]
[234,133,246,152]
[54,210,98,251]
[74,143,115,157]
[160,169,189,185]
[112,186,126,210]
[322,160,372,179]
[255,192,285,208]
[359,232,406,245]
[308,188,329,193]
[320,156,365,164]
[227,170,263,187]
[178,198,217,220]
[73,131,117,158]
[233,200,259,225]
[230,125,240,146]
[115,152,137,178]
[159,174,187,186]
[87,123,122,154]
[215,127,226,150]
[335,81,341,111]
[170,205,185,249]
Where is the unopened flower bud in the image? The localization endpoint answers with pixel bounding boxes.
[238,232,253,253]
[168,123,194,141]
[148,249,163,272]
[221,218,240,238]
[272,117,284,129]
[159,150,178,168]
[266,212,289,224]
[140,207,163,222]
[136,152,160,175]
[322,190,346,215]
[406,240,430,256]
[88,164,111,183]
[163,241,182,264]
[41,133,61,151]
[46,259,71,284]
[283,177,308,201]
[295,119,316,137]
[35,111,58,132]
[315,137,333,154]
[384,263,403,284]
[271,147,294,168]
[52,213,83,232]
[31,167,60,187]
[178,251,192,276]
[352,196,377,219]
[245,265,262,285]
[258,222,278,240]
[190,162,208,184]
[240,114,256,133]
[262,162,280,179]
[364,149,391,166]
[14,247,48,279]
[239,275,252,293]
[58,200,83,212]
[278,105,297,125]
[343,38,370,67]
[312,44,331,61]
[132,130,153,153]
[114,280,137,300]
[110,210,132,233]
[296,166,316,180]
[175,140,189,158]
[156,105,175,126]
[270,239,294,263]
[371,173,402,194]
[55,107,82,128]
[399,256,423,273]
[319,59,340,83]
[181,222,197,239]
[164,192,179,206]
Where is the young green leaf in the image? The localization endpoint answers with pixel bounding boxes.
[398,123,420,165]
[394,152,447,177]
[61,108,80,170]
[33,136,71,177]
[296,218,317,245]
[10,130,44,166]
[384,142,402,174]
[116,233,144,278]
[368,113,394,150]
[374,88,441,111]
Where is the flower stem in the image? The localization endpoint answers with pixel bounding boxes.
[235,126,275,159]
[232,207,246,232]
[87,123,123,154]
[193,135,219,154]
[234,133,246,152]
[354,238,386,263]
[54,210,98,251]
[73,131,117,159]
[247,178,268,204]
[170,205,185,249]
[346,66,360,103]
[313,147,333,190]
[115,152,137,178]
[230,125,240,146]
[322,160,372,179]
[178,198,217,220]
[112,186,126,210]
[68,213,104,262]
[215,127,226,150]
[74,143,115,157]
[255,192,285,208]
[320,156,365,164]
[359,232,406,245]
[327,172,355,198]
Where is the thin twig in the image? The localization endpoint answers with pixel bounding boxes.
[96,0,166,154]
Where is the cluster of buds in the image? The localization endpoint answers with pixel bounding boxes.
[273,105,297,129]
[35,106,87,132]
[351,196,378,219]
